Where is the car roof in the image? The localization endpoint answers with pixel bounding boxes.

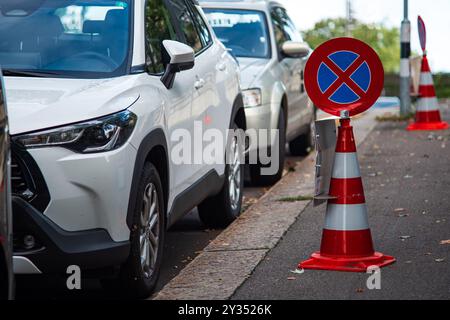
[199,0,285,11]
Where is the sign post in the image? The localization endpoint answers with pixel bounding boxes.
[400,0,412,116]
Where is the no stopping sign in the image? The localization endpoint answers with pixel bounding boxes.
[304,37,384,117]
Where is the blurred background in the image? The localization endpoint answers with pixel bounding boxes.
[278,0,450,98]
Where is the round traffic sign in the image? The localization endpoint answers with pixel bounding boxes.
[418,16,427,53]
[304,37,384,117]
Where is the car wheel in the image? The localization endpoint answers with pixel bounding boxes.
[108,162,165,298]
[198,123,244,229]
[249,109,286,186]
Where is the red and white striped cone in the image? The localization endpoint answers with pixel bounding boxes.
[407,55,449,131]
[299,118,396,272]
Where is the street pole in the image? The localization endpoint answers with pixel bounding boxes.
[345,0,353,37]
[400,0,411,115]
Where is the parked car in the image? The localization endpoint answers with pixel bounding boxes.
[0,0,244,298]
[201,0,315,185]
[0,67,14,300]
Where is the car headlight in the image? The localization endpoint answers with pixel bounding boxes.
[13,110,137,153]
[242,88,262,108]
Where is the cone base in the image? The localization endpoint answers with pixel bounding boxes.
[299,252,396,273]
[407,121,449,131]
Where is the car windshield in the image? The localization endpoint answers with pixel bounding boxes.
[0,0,131,78]
[203,8,270,59]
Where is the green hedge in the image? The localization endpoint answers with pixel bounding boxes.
[384,73,450,98]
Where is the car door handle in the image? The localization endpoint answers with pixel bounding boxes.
[194,78,205,90]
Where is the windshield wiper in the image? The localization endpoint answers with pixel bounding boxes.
[1,69,60,78]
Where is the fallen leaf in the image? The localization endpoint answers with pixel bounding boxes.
[287,277,296,281]
[440,240,450,245]
[394,208,406,213]
[400,236,412,241]
[355,288,364,293]
[435,258,446,263]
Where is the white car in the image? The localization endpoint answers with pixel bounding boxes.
[201,0,316,186]
[1,0,244,297]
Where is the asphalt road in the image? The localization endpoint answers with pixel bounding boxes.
[15,156,305,299]
[233,111,450,300]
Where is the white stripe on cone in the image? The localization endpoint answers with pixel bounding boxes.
[417,97,440,112]
[332,153,361,179]
[419,72,434,86]
[325,204,370,231]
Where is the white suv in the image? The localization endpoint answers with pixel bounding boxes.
[1,0,244,297]
[202,0,315,186]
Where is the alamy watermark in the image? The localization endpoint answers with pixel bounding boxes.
[170,121,281,176]
[66,265,81,290]
[366,266,381,290]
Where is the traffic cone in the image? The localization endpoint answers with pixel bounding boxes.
[299,118,396,272]
[407,55,449,131]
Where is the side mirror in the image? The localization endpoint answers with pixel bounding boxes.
[281,41,310,59]
[161,40,195,90]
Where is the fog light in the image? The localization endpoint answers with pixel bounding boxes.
[23,235,36,250]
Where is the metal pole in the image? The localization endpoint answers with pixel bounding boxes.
[345,0,353,37]
[400,0,411,115]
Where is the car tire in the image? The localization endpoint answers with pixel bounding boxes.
[198,123,244,229]
[249,109,286,186]
[103,162,165,299]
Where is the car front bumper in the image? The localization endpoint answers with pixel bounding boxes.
[244,103,278,153]
[11,143,137,274]
[12,197,130,274]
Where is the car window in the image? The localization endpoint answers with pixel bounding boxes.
[204,9,270,59]
[270,8,288,50]
[144,0,178,74]
[188,3,212,47]
[275,7,303,42]
[0,0,131,78]
[167,0,202,53]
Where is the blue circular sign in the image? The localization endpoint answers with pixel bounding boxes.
[305,38,384,117]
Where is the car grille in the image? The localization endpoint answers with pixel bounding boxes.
[10,146,50,212]
[11,154,35,200]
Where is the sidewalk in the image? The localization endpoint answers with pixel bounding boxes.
[233,108,450,300]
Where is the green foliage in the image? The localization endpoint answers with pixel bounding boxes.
[434,73,450,98]
[302,18,400,73]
